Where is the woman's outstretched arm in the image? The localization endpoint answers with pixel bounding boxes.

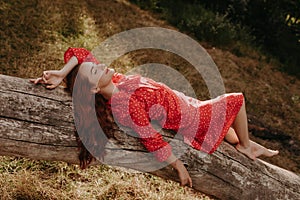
[30,55,78,89]
[30,47,99,89]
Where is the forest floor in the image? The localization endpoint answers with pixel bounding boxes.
[0,0,299,199]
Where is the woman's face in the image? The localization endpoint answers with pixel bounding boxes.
[79,62,115,90]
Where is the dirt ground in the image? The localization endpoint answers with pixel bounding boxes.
[1,0,299,174]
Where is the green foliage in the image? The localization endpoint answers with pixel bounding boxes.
[130,0,300,77]
[229,0,300,76]
[131,0,254,47]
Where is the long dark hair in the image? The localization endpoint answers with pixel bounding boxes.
[65,65,113,169]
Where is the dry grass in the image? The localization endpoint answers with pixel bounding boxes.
[0,157,210,200]
[0,0,299,199]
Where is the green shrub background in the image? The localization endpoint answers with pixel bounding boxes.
[130,0,300,76]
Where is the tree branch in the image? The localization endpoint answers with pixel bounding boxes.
[0,74,299,199]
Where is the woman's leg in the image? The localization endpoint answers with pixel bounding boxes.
[230,100,279,159]
[225,127,239,145]
[232,100,251,147]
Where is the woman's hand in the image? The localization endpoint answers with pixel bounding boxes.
[171,159,193,187]
[30,70,64,89]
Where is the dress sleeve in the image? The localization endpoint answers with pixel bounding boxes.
[64,47,99,64]
[112,96,172,162]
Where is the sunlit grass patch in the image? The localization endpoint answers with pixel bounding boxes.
[0,0,101,78]
[0,157,210,200]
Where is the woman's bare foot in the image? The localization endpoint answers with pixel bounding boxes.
[236,143,256,160]
[236,141,279,160]
[250,141,279,158]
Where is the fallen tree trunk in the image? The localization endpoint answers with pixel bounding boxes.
[0,74,299,200]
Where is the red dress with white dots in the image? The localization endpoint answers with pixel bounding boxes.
[64,47,244,162]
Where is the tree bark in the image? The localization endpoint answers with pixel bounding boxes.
[0,74,299,200]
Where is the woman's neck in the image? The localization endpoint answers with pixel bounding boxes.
[99,81,119,100]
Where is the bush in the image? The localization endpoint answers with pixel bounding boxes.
[130,0,300,77]
[131,1,253,45]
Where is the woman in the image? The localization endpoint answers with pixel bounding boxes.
[31,47,279,187]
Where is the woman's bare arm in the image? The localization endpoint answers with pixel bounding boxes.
[165,153,193,187]
[58,56,79,78]
[30,56,78,89]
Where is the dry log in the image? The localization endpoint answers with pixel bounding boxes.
[0,74,299,200]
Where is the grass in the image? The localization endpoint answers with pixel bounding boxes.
[0,157,210,200]
[0,0,101,77]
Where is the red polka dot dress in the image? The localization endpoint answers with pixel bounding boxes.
[109,75,244,162]
[64,47,244,162]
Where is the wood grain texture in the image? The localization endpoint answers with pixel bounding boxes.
[0,74,299,200]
